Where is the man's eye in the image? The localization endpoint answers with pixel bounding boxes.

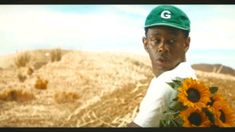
[167,39,175,44]
[151,39,161,44]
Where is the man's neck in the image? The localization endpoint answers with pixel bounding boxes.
[154,70,164,78]
[153,60,186,78]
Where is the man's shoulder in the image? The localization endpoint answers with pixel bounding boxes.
[147,62,196,96]
[156,62,196,81]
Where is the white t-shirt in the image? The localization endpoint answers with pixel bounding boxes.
[133,62,197,127]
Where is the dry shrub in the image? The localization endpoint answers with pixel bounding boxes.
[17,73,27,82]
[0,88,35,102]
[33,61,48,70]
[14,52,31,68]
[17,67,34,82]
[27,67,34,76]
[34,76,48,90]
[50,48,62,62]
[54,91,79,103]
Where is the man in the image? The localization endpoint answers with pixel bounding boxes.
[127,5,197,127]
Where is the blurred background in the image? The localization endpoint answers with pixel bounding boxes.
[0,5,235,68]
[0,5,235,127]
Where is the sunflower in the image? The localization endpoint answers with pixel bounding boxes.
[179,107,211,127]
[211,101,235,127]
[177,78,211,110]
[207,93,225,106]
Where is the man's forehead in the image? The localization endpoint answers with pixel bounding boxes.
[148,26,180,36]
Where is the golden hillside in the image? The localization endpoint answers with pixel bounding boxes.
[0,49,234,127]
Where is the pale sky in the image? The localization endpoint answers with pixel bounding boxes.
[0,5,235,68]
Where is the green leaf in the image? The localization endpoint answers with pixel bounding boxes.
[209,86,218,94]
[159,120,168,127]
[166,120,171,126]
[159,120,164,127]
[167,77,184,90]
[173,79,182,86]
[173,111,180,116]
[172,97,178,101]
[205,109,215,123]
[175,77,184,82]
[167,82,177,89]
[175,117,184,127]
[162,119,179,127]
[169,101,186,111]
[172,120,180,127]
[160,119,179,127]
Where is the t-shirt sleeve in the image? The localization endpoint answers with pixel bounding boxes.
[133,62,196,127]
[133,76,176,127]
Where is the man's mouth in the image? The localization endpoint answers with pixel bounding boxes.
[156,57,167,65]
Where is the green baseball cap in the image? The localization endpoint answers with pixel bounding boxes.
[145,5,190,31]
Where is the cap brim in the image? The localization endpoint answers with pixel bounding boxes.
[145,23,190,31]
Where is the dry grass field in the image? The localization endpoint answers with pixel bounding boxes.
[0,49,234,127]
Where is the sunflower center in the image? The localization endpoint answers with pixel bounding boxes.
[219,110,226,123]
[188,112,202,126]
[187,88,200,102]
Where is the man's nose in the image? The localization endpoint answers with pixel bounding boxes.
[157,42,167,53]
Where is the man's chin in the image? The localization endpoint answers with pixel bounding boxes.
[155,62,169,70]
[153,66,168,72]
[154,64,172,72]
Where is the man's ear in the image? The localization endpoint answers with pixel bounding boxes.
[143,37,149,53]
[184,37,190,52]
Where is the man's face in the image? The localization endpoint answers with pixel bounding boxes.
[143,26,190,76]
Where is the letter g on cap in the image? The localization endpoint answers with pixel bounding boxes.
[160,10,171,19]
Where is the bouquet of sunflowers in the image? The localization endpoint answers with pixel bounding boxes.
[159,77,235,127]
